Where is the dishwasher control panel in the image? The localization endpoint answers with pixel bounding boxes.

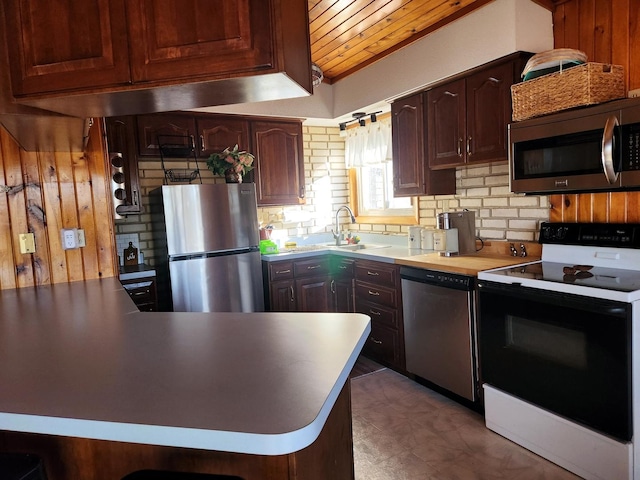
[400,266,474,291]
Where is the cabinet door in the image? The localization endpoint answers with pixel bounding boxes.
[196,116,251,158]
[3,0,131,96]
[334,278,355,313]
[136,114,197,156]
[126,0,273,83]
[296,276,333,312]
[427,79,466,169]
[251,121,305,206]
[466,61,513,164]
[363,322,402,368]
[105,117,142,215]
[270,280,297,312]
[392,93,426,196]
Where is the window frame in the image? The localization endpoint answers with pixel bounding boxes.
[348,169,419,225]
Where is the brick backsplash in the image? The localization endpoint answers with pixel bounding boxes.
[115,125,550,263]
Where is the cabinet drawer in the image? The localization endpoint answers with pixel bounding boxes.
[331,257,355,277]
[354,281,398,309]
[354,261,398,287]
[294,257,330,277]
[122,280,156,311]
[269,261,294,281]
[363,323,401,367]
[355,299,399,329]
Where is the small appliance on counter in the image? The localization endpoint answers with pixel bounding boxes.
[437,210,476,256]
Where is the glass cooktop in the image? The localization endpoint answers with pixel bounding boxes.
[490,261,640,293]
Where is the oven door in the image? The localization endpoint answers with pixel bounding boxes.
[477,280,632,441]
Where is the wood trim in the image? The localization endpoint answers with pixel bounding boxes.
[348,169,419,226]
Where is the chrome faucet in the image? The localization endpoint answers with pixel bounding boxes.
[332,205,356,246]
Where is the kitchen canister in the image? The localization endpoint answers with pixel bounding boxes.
[433,229,447,252]
[408,226,423,249]
[421,228,435,250]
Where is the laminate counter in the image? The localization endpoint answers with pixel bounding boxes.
[0,277,370,479]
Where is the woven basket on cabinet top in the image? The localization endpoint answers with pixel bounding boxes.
[511,62,625,121]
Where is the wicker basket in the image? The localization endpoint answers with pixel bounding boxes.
[511,62,625,121]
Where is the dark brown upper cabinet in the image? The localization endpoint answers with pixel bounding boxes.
[136,114,197,157]
[196,116,251,158]
[251,120,305,206]
[427,52,531,170]
[2,0,312,118]
[391,92,456,197]
[132,112,304,207]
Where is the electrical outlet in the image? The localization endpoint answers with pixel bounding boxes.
[61,228,78,250]
[19,233,35,254]
[76,229,86,247]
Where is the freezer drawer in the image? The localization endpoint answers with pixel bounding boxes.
[169,250,264,312]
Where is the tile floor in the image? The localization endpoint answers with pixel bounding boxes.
[350,366,581,480]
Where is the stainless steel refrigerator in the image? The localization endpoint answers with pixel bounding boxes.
[150,184,264,312]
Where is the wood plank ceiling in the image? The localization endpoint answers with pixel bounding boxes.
[309,0,555,84]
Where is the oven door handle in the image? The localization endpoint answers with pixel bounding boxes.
[602,115,620,185]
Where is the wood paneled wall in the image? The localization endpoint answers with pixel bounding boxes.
[0,121,117,290]
[549,0,640,222]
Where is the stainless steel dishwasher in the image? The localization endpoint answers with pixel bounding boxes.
[400,266,478,401]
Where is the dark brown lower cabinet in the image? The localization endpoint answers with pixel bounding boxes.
[353,259,405,371]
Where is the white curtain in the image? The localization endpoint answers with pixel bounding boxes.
[345,118,392,167]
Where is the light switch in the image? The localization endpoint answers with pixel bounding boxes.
[77,229,86,247]
[19,233,35,254]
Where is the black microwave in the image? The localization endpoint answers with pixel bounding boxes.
[509,97,640,194]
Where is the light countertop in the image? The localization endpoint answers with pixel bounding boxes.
[262,243,538,275]
[0,278,370,455]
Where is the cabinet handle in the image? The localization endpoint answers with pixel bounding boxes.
[370,337,383,345]
[200,135,205,152]
[457,138,463,157]
[276,269,291,274]
[289,286,294,302]
[300,185,305,199]
[366,271,379,276]
[444,91,458,97]
[133,190,139,206]
[189,135,195,149]
[331,279,335,294]
[307,265,320,270]
[339,265,348,270]
[369,309,381,316]
[368,290,380,296]
[467,136,472,156]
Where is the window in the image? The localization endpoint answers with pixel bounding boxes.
[345,117,417,224]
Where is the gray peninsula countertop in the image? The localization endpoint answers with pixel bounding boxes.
[0,277,370,455]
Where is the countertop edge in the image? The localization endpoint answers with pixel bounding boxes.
[0,321,371,455]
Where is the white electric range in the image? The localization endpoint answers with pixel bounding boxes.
[477,222,640,480]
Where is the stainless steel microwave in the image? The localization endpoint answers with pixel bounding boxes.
[509,97,640,194]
